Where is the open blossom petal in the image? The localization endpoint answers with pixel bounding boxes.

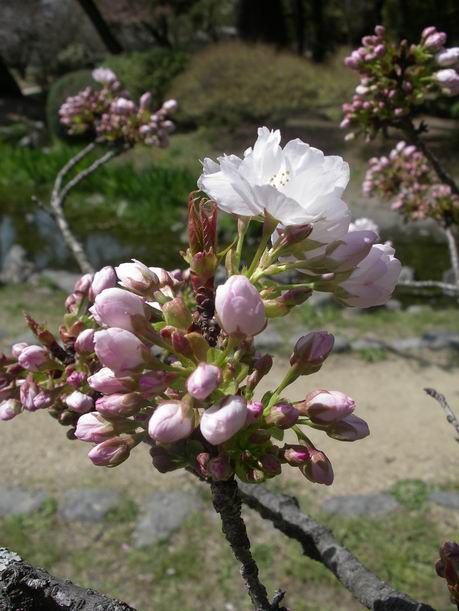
[198,127,350,240]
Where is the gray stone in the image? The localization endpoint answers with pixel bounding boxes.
[36,269,80,294]
[399,266,415,282]
[0,488,49,517]
[308,292,334,309]
[256,326,283,350]
[406,305,429,315]
[351,338,385,351]
[133,491,201,548]
[422,331,459,350]
[429,491,459,510]
[323,494,400,517]
[0,245,34,284]
[390,337,427,352]
[58,489,121,522]
[333,335,351,353]
[384,299,402,311]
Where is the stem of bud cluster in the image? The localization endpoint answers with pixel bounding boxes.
[235,218,250,270]
[265,369,298,412]
[247,214,278,278]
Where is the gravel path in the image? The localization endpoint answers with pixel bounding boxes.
[0,355,457,499]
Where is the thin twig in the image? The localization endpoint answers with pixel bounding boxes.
[210,479,280,611]
[238,483,435,611]
[444,227,459,287]
[397,279,459,295]
[48,143,126,274]
[424,387,459,442]
[401,120,459,197]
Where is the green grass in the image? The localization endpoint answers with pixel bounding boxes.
[297,301,459,339]
[0,481,453,610]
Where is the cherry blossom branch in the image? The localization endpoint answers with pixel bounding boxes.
[445,227,459,286]
[0,547,134,610]
[238,483,436,611]
[397,279,459,295]
[47,142,127,274]
[424,387,459,442]
[210,479,285,611]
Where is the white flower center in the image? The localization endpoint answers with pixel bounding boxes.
[269,169,290,189]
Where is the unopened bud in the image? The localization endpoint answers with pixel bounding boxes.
[265,402,299,429]
[290,332,334,375]
[162,297,192,330]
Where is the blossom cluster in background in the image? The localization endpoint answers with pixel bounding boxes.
[59,67,177,147]
[0,128,401,486]
[342,25,459,141]
[363,141,459,223]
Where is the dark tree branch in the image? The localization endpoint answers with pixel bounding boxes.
[75,0,123,54]
[0,547,135,610]
[425,387,459,442]
[211,479,284,611]
[238,483,436,611]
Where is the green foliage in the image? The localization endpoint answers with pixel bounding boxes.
[46,70,95,139]
[168,42,356,127]
[390,479,429,510]
[104,49,188,103]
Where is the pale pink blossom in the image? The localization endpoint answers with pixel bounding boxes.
[186,363,221,400]
[148,401,194,443]
[300,389,355,423]
[94,328,147,375]
[215,275,266,338]
[200,395,247,445]
[65,391,94,414]
[90,287,147,332]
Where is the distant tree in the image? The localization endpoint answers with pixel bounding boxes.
[0,55,23,97]
[237,0,288,47]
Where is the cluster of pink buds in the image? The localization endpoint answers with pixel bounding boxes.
[341,26,457,141]
[363,141,459,222]
[59,67,177,147]
[1,128,400,488]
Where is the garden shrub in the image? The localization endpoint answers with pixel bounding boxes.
[167,42,356,127]
[103,48,188,102]
[46,69,95,139]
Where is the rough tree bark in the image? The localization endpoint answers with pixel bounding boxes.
[0,547,135,610]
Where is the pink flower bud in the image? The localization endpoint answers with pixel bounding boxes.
[74,273,93,294]
[96,392,145,417]
[200,395,247,445]
[323,230,378,272]
[259,454,282,477]
[424,32,447,51]
[94,328,147,375]
[88,436,132,467]
[65,391,94,414]
[20,375,40,411]
[436,47,459,67]
[246,354,273,391]
[88,367,135,394]
[281,444,310,466]
[326,414,369,441]
[290,332,334,374]
[435,69,459,95]
[215,275,266,338]
[162,297,192,330]
[0,399,22,421]
[162,99,178,113]
[90,288,147,332]
[207,455,233,481]
[11,342,28,358]
[139,92,152,109]
[75,412,116,443]
[300,389,355,423]
[148,401,194,443]
[74,329,95,354]
[33,391,52,410]
[138,371,176,397]
[90,266,117,300]
[112,98,136,114]
[186,363,221,400]
[149,267,173,287]
[92,67,117,84]
[245,401,263,425]
[301,449,334,485]
[421,26,437,40]
[18,345,50,371]
[115,260,159,295]
[265,402,299,429]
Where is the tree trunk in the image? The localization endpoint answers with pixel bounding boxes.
[75,0,123,54]
[237,0,288,47]
[0,56,23,98]
[311,0,327,62]
[294,0,305,55]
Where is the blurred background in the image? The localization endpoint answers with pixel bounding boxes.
[1,1,459,610]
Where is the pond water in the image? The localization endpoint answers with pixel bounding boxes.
[0,204,452,283]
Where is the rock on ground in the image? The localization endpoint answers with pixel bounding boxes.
[0,488,48,517]
[58,489,121,522]
[322,493,401,517]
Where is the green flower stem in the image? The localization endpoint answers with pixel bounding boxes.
[235,218,250,271]
[265,368,299,412]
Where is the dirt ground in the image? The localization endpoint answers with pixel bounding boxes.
[1,353,457,500]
